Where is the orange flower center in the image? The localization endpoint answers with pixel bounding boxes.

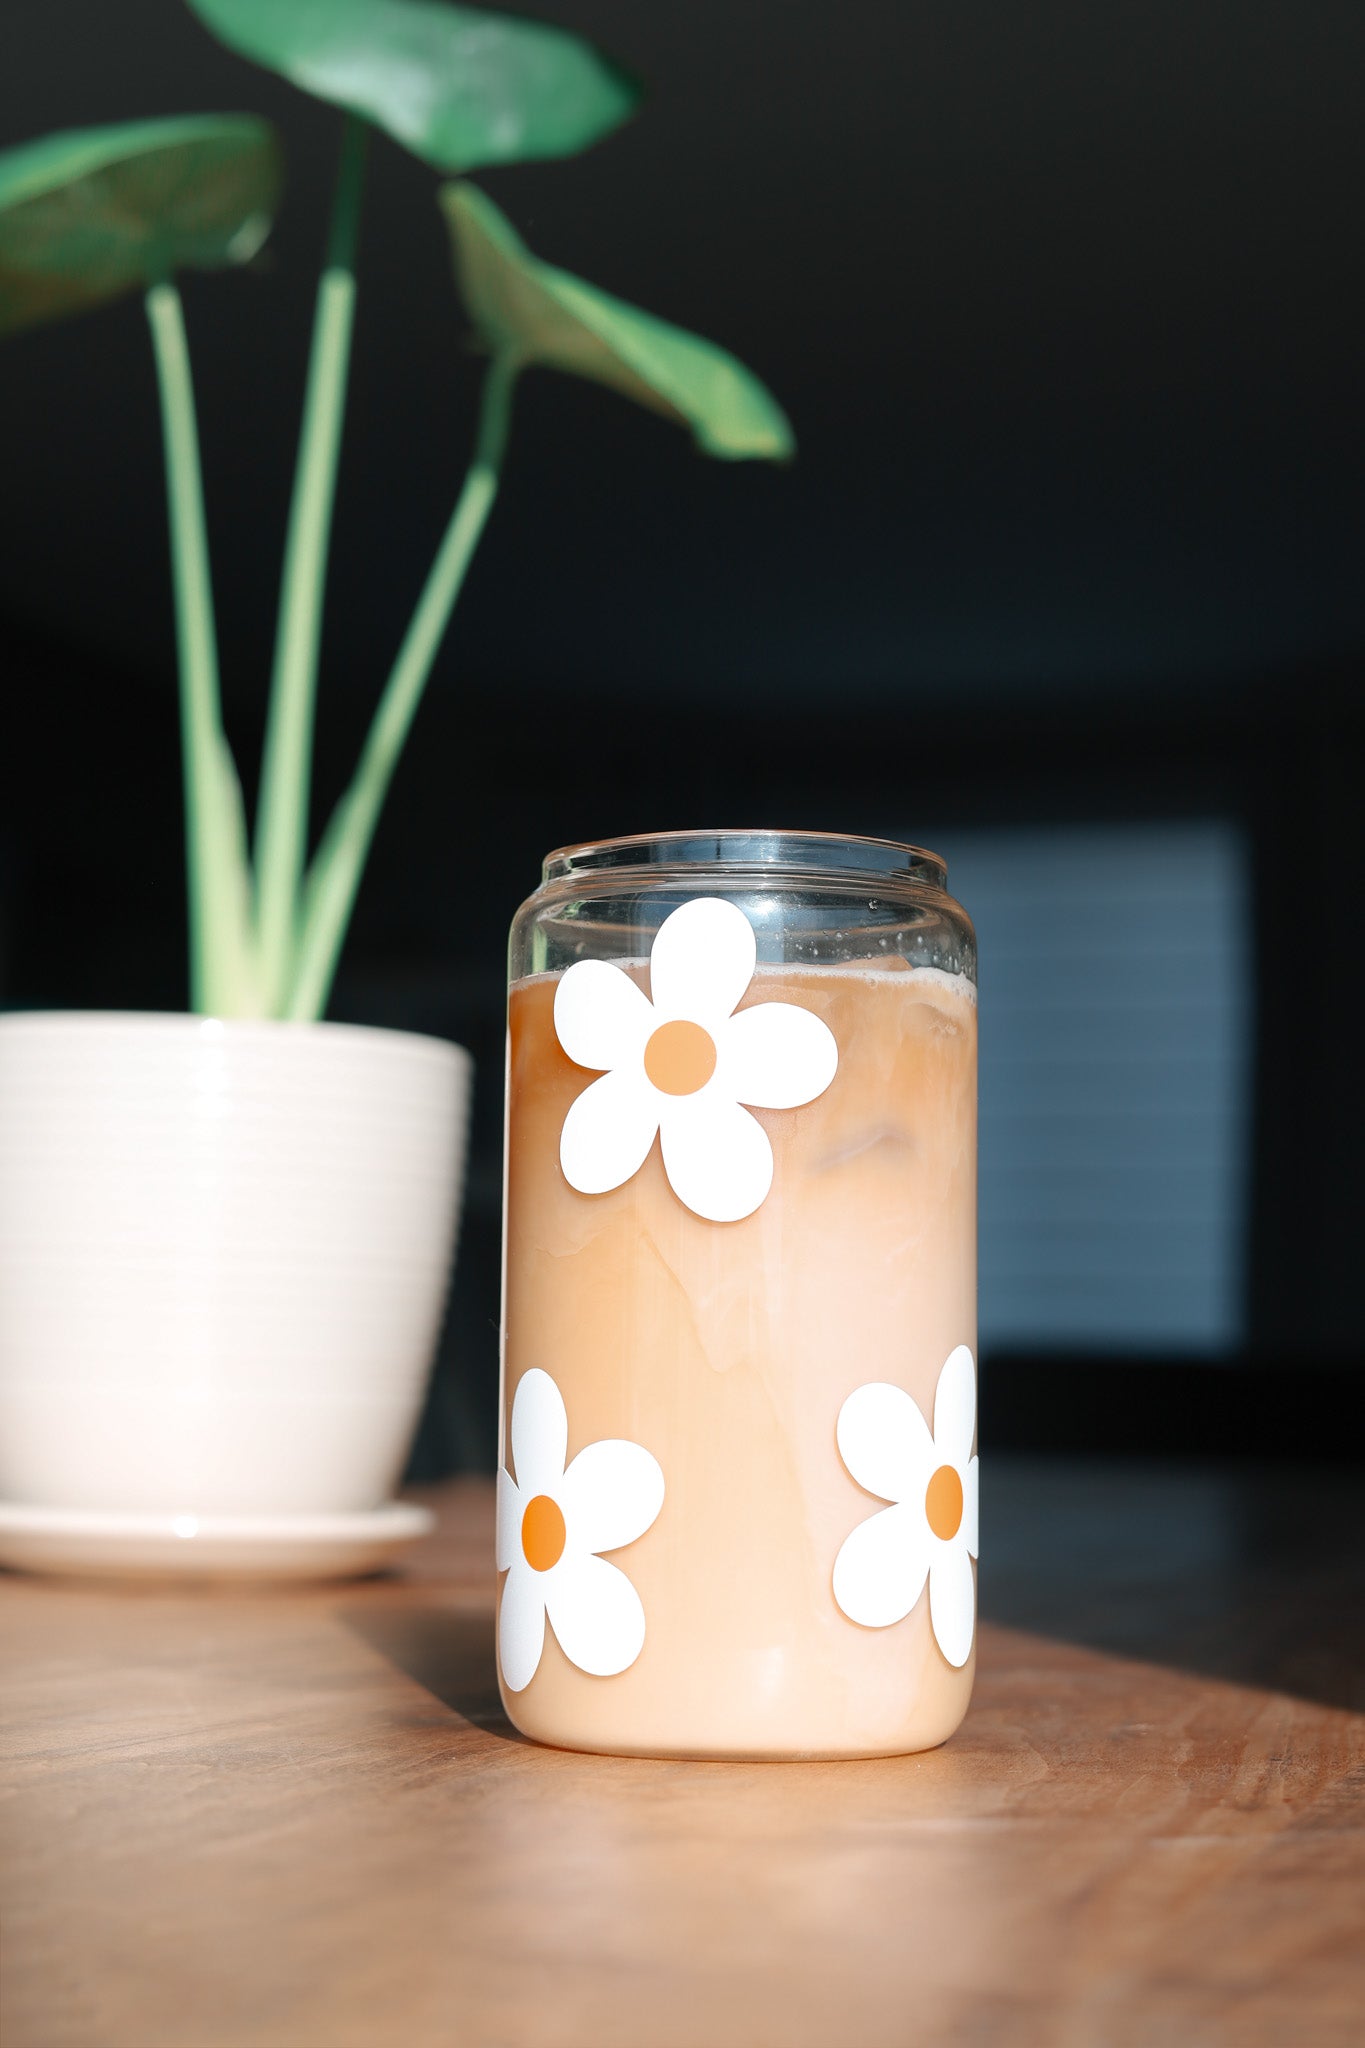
[521,1493,566,1572]
[925,1463,964,1541]
[644,1018,717,1096]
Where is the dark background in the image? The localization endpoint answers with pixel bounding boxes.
[2,0,1362,1471]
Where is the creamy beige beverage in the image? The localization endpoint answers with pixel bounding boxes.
[501,957,978,1759]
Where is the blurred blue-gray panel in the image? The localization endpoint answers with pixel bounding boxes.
[922,821,1251,1354]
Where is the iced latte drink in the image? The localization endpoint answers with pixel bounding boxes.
[500,832,977,1758]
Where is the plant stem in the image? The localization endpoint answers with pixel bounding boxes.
[253,113,368,1012]
[285,352,517,1022]
[146,280,256,1016]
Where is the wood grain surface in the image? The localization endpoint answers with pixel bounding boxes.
[3,1460,1363,2048]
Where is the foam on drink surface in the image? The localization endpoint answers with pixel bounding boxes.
[503,962,978,1758]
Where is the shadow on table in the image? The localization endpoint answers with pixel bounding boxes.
[981,1454,1365,1714]
[341,1604,528,1743]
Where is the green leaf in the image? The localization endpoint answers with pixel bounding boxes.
[205,728,266,1017]
[439,182,794,461]
[0,116,281,337]
[184,0,640,172]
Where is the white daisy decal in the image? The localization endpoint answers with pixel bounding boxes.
[554,896,839,1224]
[832,1344,980,1667]
[497,1367,665,1692]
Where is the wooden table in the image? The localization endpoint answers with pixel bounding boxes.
[4,1459,1363,2047]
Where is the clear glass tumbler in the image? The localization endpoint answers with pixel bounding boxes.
[500,829,978,1758]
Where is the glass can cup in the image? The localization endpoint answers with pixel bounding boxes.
[500,830,978,1759]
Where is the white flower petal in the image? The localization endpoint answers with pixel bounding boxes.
[658,1094,773,1223]
[498,1563,548,1692]
[933,1344,977,1472]
[648,897,756,1029]
[495,1468,523,1571]
[545,1553,648,1678]
[554,959,654,1073]
[719,1000,839,1110]
[559,1069,660,1197]
[509,1367,568,1498]
[832,1500,931,1629]
[560,1439,665,1558]
[963,1454,979,1560]
[836,1381,935,1506]
[928,1542,976,1668]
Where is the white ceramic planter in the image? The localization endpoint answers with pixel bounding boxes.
[0,1014,471,1515]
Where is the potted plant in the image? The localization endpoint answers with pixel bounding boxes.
[0,0,792,1571]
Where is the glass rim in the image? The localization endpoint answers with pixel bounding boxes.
[541,827,949,890]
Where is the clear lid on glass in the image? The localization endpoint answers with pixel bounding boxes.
[542,829,948,892]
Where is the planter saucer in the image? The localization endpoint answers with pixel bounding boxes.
[0,1499,435,1581]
